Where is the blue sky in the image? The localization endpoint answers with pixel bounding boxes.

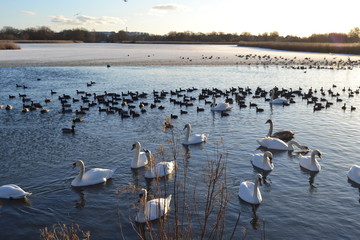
[1,0,358,37]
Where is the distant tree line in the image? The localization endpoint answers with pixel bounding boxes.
[1,26,359,43]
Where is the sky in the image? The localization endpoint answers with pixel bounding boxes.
[1,0,359,37]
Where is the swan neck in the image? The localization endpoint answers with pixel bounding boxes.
[288,141,299,150]
[78,161,85,180]
[311,151,317,164]
[267,121,273,137]
[185,125,191,141]
[254,179,259,198]
[133,144,141,165]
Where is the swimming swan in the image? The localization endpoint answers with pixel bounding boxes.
[238,174,263,205]
[182,123,207,145]
[210,97,232,111]
[131,141,148,168]
[266,119,294,142]
[299,149,322,172]
[251,151,274,171]
[135,188,172,223]
[0,184,31,199]
[143,149,175,178]
[269,88,288,104]
[257,137,309,151]
[347,165,360,184]
[71,160,116,187]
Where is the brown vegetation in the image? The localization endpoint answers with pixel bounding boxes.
[237,41,360,55]
[0,41,20,50]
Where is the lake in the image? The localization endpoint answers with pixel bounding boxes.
[0,44,359,239]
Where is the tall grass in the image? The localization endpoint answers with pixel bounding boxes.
[40,223,90,240]
[0,41,20,50]
[238,41,360,55]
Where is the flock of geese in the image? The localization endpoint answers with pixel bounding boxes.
[1,81,360,223]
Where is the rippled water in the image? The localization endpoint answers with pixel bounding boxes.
[1,65,360,239]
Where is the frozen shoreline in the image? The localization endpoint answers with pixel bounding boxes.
[1,43,359,67]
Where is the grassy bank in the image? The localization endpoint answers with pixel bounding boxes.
[237,41,360,55]
[0,41,21,50]
[14,40,83,44]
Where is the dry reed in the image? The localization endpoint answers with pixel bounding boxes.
[0,41,21,50]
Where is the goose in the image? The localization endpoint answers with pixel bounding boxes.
[0,184,31,199]
[143,149,175,178]
[251,151,274,171]
[71,160,116,187]
[266,119,295,142]
[257,137,309,151]
[299,149,322,172]
[135,188,172,223]
[347,165,360,184]
[182,123,207,145]
[131,142,148,168]
[238,174,263,205]
[210,97,232,111]
[62,125,75,134]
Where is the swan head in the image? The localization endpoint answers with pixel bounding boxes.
[72,160,83,168]
[131,142,140,151]
[183,123,190,130]
[255,173,263,186]
[265,119,272,124]
[313,149,322,159]
[264,151,273,163]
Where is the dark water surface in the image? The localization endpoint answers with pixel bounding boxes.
[1,65,359,239]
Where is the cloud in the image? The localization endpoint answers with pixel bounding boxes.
[21,11,36,15]
[149,4,189,15]
[51,15,126,27]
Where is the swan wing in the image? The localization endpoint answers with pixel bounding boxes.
[257,137,288,150]
[73,168,114,187]
[183,134,207,145]
[251,154,273,171]
[238,181,261,204]
[145,195,172,221]
[299,157,321,172]
[348,165,360,184]
[0,184,31,199]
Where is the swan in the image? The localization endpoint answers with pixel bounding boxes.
[251,151,274,171]
[299,149,322,172]
[266,119,295,142]
[347,165,360,184]
[131,141,148,168]
[62,125,75,134]
[71,160,116,187]
[238,174,263,205]
[0,184,31,199]
[182,123,207,145]
[257,136,309,151]
[210,97,232,111]
[143,149,175,178]
[269,88,288,104]
[135,188,172,223]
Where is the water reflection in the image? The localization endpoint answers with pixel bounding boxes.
[250,204,260,230]
[72,189,86,209]
[347,178,360,203]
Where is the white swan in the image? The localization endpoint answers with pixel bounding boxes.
[266,119,295,142]
[182,123,207,145]
[269,88,288,104]
[238,174,263,205]
[135,188,172,223]
[210,96,232,111]
[0,184,31,199]
[71,160,116,187]
[347,165,360,184]
[299,149,322,172]
[257,137,309,151]
[131,141,148,168]
[251,151,274,171]
[143,149,175,178]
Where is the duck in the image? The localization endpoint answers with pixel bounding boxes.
[347,165,360,184]
[0,184,31,199]
[250,151,274,171]
[71,160,116,187]
[299,149,322,172]
[266,119,295,142]
[257,137,309,151]
[210,97,232,111]
[182,123,207,145]
[131,141,148,168]
[143,149,175,178]
[135,188,172,223]
[238,174,263,205]
[62,125,75,134]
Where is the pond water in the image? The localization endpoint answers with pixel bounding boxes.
[0,57,360,239]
